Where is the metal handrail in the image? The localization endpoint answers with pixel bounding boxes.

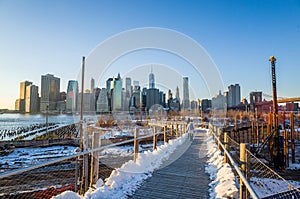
[209,124,259,199]
[0,130,163,180]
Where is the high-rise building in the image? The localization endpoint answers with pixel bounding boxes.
[111,73,122,111]
[97,88,109,113]
[40,74,60,112]
[201,99,212,113]
[175,86,180,101]
[25,84,39,113]
[212,90,226,110]
[19,81,32,112]
[123,77,132,111]
[90,78,95,93]
[182,77,190,110]
[149,69,155,89]
[90,78,96,112]
[146,88,160,111]
[227,84,241,108]
[66,80,78,112]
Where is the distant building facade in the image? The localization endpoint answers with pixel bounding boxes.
[19,81,32,112]
[40,74,60,112]
[227,84,241,108]
[25,84,39,113]
[182,77,190,110]
[66,80,78,112]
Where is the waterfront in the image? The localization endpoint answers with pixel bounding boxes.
[0,114,79,131]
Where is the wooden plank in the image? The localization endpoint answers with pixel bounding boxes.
[129,133,209,198]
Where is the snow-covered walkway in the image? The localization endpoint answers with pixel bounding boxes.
[129,130,210,199]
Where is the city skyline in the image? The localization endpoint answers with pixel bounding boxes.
[1,1,300,109]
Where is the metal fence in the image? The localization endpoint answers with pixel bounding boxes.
[0,123,182,198]
[210,123,300,199]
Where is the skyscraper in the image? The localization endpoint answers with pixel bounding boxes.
[25,84,39,113]
[112,73,122,111]
[227,84,241,108]
[40,74,60,112]
[149,69,155,89]
[90,78,96,112]
[182,77,190,110]
[97,88,109,113]
[175,86,180,101]
[66,80,79,112]
[90,78,95,93]
[19,81,32,112]
[123,77,132,111]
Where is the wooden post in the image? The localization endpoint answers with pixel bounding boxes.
[176,124,179,138]
[261,124,264,143]
[90,132,100,186]
[153,127,157,150]
[134,128,139,162]
[256,122,259,147]
[164,126,167,144]
[240,143,249,199]
[290,113,295,163]
[218,128,221,151]
[284,130,289,168]
[224,133,228,163]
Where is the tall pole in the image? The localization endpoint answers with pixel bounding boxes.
[78,56,85,194]
[269,56,282,169]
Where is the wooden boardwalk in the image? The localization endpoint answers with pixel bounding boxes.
[129,131,210,199]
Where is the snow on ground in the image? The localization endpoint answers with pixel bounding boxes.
[0,145,76,172]
[205,130,239,199]
[53,134,188,199]
[251,177,300,198]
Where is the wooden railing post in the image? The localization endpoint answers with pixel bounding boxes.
[240,143,249,199]
[90,132,100,186]
[153,127,157,150]
[164,126,167,144]
[134,128,139,162]
[284,130,289,168]
[224,132,228,163]
[290,112,295,163]
[217,128,221,151]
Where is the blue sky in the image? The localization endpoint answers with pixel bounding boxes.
[0,0,300,109]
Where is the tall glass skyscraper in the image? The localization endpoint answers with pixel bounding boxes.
[183,77,190,110]
[66,80,79,112]
[149,70,155,89]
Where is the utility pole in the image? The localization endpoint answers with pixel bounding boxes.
[78,56,86,194]
[269,56,283,169]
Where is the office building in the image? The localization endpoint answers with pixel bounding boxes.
[149,70,155,89]
[227,84,241,108]
[111,73,122,111]
[183,77,190,110]
[19,81,32,112]
[66,80,78,112]
[40,74,60,112]
[97,88,109,113]
[25,84,39,113]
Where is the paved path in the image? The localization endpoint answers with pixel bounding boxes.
[129,130,210,199]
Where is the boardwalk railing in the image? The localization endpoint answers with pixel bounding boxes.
[209,123,300,199]
[0,121,188,198]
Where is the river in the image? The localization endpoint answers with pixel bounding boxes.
[0,113,103,131]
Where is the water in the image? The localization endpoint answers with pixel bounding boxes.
[0,113,80,130]
[0,113,103,130]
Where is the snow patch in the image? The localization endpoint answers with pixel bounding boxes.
[205,130,238,199]
[53,134,188,199]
